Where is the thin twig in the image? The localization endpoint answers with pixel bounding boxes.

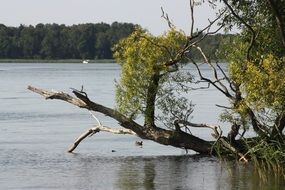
[189,0,195,36]
[161,7,175,29]
[89,110,102,126]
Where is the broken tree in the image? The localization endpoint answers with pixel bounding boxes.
[28,0,285,168]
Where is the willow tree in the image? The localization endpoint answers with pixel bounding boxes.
[29,0,285,167]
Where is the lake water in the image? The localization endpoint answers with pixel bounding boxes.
[0,63,284,189]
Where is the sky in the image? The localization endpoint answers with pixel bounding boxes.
[0,0,221,35]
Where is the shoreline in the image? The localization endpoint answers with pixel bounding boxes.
[0,59,116,63]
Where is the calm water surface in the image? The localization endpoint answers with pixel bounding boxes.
[0,63,284,189]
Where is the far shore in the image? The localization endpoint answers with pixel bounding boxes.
[0,59,227,64]
[0,59,116,63]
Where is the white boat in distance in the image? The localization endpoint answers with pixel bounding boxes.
[82,60,89,64]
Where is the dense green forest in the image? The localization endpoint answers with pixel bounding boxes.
[0,22,136,60]
[0,22,233,60]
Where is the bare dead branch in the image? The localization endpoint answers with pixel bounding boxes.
[68,128,98,153]
[174,119,222,138]
[216,63,236,92]
[191,60,233,99]
[161,7,175,29]
[189,0,195,36]
[215,104,232,109]
[194,46,231,97]
[68,125,136,153]
[28,85,144,134]
[163,8,226,68]
[88,110,102,126]
[28,85,87,107]
[190,9,226,40]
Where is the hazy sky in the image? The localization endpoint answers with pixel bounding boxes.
[0,0,220,35]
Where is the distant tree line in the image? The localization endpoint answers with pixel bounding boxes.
[0,22,136,59]
[0,22,233,60]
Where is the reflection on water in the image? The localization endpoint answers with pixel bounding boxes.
[1,150,284,189]
[115,155,285,190]
[68,155,285,190]
[0,63,284,189]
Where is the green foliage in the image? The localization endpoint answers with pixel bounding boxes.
[219,0,285,172]
[113,28,193,121]
[245,138,285,178]
[223,0,285,57]
[241,56,285,111]
[0,22,136,59]
[219,0,285,126]
[156,71,194,128]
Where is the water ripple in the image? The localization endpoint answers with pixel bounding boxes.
[0,112,84,121]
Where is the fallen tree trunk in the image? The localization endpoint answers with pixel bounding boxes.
[28,85,213,154]
[28,85,251,163]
